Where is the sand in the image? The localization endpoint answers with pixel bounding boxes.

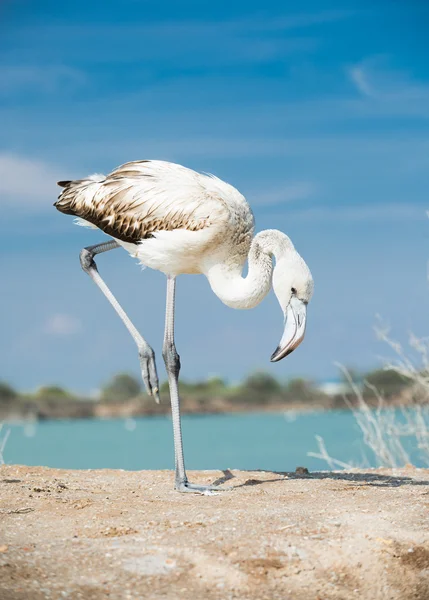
[1,465,428,600]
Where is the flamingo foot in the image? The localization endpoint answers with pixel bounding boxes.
[175,480,232,495]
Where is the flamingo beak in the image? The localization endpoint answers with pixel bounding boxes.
[270,296,307,362]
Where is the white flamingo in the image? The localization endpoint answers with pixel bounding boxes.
[55,160,314,493]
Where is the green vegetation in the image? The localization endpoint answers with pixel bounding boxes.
[363,369,411,398]
[284,378,318,402]
[101,373,142,402]
[36,386,72,400]
[0,366,420,421]
[242,372,281,398]
[0,382,17,404]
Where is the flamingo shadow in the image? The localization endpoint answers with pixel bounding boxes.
[211,468,429,489]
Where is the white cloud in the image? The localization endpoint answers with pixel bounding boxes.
[20,10,355,39]
[251,182,316,206]
[348,58,429,107]
[285,203,425,223]
[347,57,392,100]
[245,9,357,32]
[44,314,82,336]
[349,66,374,98]
[0,153,67,209]
[0,65,85,96]
[1,10,356,72]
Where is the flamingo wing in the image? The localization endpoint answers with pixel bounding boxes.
[54,160,238,245]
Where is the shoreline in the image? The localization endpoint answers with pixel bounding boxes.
[0,402,325,424]
[1,394,425,423]
[2,402,425,423]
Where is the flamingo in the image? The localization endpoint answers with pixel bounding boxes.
[55,160,314,493]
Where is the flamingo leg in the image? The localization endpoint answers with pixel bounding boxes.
[162,276,231,494]
[80,241,160,402]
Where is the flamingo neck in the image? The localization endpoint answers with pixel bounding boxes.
[205,230,291,309]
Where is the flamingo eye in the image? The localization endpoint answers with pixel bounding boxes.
[291,287,297,295]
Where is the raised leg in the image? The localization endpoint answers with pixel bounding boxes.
[80,241,159,402]
[162,275,231,494]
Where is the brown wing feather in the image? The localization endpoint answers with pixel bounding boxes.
[54,161,225,245]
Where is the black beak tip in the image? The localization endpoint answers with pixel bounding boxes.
[270,347,281,362]
[270,346,296,362]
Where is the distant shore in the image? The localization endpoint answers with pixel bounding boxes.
[0,392,423,423]
[0,397,329,422]
[0,367,421,422]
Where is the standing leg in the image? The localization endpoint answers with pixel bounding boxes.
[162,275,231,493]
[80,241,159,402]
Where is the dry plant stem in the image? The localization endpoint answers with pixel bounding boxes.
[307,435,353,470]
[0,424,10,465]
[376,320,429,393]
[375,323,429,464]
[308,359,429,470]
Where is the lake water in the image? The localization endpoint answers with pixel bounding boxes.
[3,410,426,472]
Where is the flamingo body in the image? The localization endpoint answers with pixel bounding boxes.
[56,160,254,276]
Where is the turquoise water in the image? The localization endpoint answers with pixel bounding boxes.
[3,410,426,472]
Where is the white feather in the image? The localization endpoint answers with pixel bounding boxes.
[87,173,106,183]
[74,217,98,229]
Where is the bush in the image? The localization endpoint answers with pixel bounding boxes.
[101,373,141,402]
[363,368,410,397]
[36,386,71,400]
[284,378,317,402]
[237,372,282,403]
[243,372,281,395]
[160,377,227,397]
[0,382,17,404]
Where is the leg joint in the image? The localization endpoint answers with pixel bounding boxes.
[80,248,96,272]
[138,345,155,362]
[162,341,180,375]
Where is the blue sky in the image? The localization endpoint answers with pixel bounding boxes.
[1,0,429,393]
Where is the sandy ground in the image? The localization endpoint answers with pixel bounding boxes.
[0,466,428,600]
